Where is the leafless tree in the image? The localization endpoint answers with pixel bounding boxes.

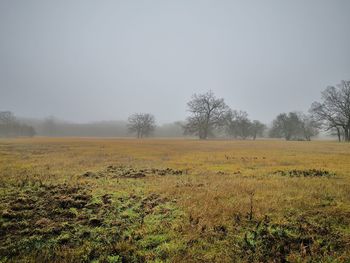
[310,80,350,141]
[183,91,228,139]
[127,113,155,138]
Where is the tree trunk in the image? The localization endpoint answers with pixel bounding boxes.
[203,129,208,140]
[344,127,349,142]
[199,126,208,139]
[199,130,206,139]
[336,127,341,142]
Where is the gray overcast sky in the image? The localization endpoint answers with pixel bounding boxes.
[0,0,349,124]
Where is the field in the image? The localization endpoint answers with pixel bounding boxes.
[0,138,350,262]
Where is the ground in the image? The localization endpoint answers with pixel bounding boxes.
[0,138,349,262]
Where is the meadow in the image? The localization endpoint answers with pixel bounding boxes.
[0,138,349,262]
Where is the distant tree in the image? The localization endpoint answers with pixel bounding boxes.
[310,80,350,142]
[0,111,16,124]
[250,120,266,140]
[127,113,156,138]
[154,121,184,137]
[0,111,16,137]
[224,110,266,140]
[42,116,58,136]
[224,110,252,139]
[270,113,296,140]
[299,114,319,141]
[183,91,228,139]
[269,112,318,141]
[0,111,36,137]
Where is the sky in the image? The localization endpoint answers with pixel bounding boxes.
[0,0,349,124]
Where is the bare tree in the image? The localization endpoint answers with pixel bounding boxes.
[183,91,228,139]
[310,80,350,142]
[127,113,156,138]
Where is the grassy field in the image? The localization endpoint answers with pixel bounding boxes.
[0,138,349,262]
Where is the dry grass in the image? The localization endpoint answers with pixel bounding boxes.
[0,138,349,262]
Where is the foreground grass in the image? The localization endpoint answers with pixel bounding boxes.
[0,138,349,262]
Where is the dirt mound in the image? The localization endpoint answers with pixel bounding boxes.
[273,169,334,177]
[81,165,185,179]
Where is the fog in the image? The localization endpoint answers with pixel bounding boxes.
[1,0,350,126]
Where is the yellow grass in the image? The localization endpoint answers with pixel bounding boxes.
[0,137,349,262]
[1,138,350,226]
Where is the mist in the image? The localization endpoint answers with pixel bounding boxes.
[1,0,349,126]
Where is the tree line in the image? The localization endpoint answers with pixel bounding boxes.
[127,79,350,141]
[180,90,318,141]
[1,79,349,141]
[0,111,35,137]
